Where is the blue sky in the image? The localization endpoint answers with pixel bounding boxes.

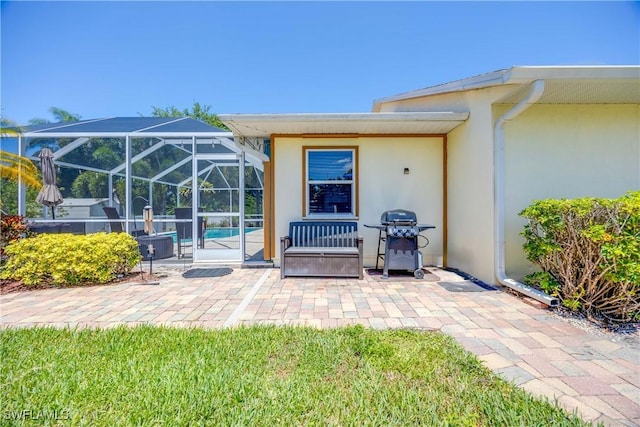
[1,1,638,126]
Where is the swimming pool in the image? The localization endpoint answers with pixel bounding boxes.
[164,227,260,243]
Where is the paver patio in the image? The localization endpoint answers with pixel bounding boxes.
[1,265,638,426]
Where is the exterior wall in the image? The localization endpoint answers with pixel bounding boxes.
[375,89,640,287]
[380,86,515,285]
[272,136,444,267]
[504,104,640,280]
[446,99,496,284]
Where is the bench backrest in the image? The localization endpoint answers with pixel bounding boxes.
[288,221,359,248]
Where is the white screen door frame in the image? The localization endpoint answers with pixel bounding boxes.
[192,150,245,263]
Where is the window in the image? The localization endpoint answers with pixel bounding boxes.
[304,147,357,217]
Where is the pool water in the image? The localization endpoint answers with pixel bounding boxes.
[166,227,260,243]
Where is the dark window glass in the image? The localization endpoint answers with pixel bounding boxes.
[308,184,352,214]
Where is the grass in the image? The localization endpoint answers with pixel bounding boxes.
[1,325,589,426]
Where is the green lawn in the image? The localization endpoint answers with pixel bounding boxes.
[1,325,589,426]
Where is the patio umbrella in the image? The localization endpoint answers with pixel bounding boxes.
[35,148,63,219]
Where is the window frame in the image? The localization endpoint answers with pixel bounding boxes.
[302,146,359,219]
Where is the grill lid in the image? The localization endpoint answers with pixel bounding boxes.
[380,209,417,224]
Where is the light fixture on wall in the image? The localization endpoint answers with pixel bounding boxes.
[404,168,410,175]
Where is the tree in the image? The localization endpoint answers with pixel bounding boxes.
[28,107,81,125]
[0,178,42,216]
[150,101,228,130]
[0,119,40,190]
[1,118,22,136]
[28,118,50,125]
[24,107,81,154]
[0,150,41,190]
[0,119,42,215]
[71,172,108,199]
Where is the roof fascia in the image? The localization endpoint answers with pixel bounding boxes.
[219,112,469,122]
[372,70,510,111]
[372,65,640,111]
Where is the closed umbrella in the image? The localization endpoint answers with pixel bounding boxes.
[36,148,63,219]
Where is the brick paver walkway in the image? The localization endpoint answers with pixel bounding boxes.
[1,266,638,426]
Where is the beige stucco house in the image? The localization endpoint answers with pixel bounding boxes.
[219,65,639,293]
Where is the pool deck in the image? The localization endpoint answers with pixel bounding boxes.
[152,227,265,261]
[1,264,638,426]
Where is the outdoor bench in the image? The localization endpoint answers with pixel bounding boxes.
[280,221,363,279]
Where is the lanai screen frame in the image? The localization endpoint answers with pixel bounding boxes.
[13,117,266,256]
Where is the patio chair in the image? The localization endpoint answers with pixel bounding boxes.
[103,207,124,232]
[175,207,206,258]
[103,207,146,237]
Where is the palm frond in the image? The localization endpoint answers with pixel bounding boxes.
[0,150,42,189]
[0,118,24,137]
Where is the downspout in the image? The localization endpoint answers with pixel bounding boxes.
[494,80,559,307]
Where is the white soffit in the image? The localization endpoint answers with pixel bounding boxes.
[496,79,640,104]
[218,112,469,138]
[373,66,640,110]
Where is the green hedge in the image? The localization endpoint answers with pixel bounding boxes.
[0,232,141,286]
[519,191,639,323]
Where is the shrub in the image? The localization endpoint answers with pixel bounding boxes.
[520,192,639,323]
[0,214,33,260]
[0,232,141,286]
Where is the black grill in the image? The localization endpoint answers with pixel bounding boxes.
[380,209,417,225]
[365,209,436,279]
